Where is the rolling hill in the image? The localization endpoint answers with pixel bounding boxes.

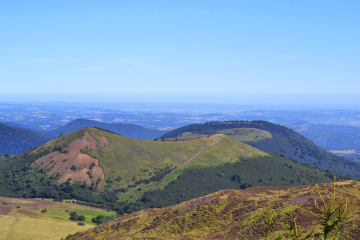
[29,127,266,189]
[0,123,50,155]
[0,126,351,217]
[33,118,168,140]
[162,121,360,178]
[68,180,360,240]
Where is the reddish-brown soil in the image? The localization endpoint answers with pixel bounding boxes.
[35,132,105,186]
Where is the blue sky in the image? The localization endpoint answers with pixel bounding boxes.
[1,1,359,104]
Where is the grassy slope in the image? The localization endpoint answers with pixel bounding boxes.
[85,129,233,186]
[116,135,269,202]
[186,134,268,168]
[70,181,360,240]
[0,197,115,240]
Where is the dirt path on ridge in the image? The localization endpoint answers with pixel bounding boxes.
[111,134,222,191]
[180,134,222,166]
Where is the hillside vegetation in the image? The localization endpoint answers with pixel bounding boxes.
[0,196,115,240]
[0,123,50,155]
[69,180,360,240]
[34,118,167,140]
[117,153,350,210]
[162,121,360,178]
[0,126,354,220]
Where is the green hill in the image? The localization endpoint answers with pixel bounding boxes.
[0,126,353,218]
[33,118,167,140]
[162,121,360,178]
[68,180,360,240]
[0,123,50,155]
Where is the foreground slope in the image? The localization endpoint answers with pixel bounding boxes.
[162,121,360,178]
[0,123,50,155]
[34,118,168,140]
[70,180,360,240]
[0,196,115,240]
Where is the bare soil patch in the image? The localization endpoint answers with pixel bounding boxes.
[35,131,105,186]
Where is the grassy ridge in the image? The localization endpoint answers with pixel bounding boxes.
[162,120,360,178]
[84,129,234,187]
[106,134,269,202]
[186,134,268,168]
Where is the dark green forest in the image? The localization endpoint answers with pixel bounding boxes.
[162,121,360,178]
[0,123,50,155]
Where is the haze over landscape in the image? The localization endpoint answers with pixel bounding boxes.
[1,1,360,239]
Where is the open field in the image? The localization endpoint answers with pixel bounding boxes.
[0,197,115,240]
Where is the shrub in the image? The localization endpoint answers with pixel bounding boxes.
[78,222,85,226]
[69,211,78,220]
[78,215,85,221]
[41,209,47,213]
[16,206,21,208]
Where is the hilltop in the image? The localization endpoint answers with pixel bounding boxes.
[0,123,50,155]
[33,118,168,140]
[69,180,360,240]
[162,121,360,178]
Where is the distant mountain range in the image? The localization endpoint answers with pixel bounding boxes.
[32,118,168,140]
[1,119,168,155]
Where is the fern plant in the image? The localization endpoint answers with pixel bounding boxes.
[264,177,350,240]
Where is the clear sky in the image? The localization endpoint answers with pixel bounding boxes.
[1,1,359,104]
